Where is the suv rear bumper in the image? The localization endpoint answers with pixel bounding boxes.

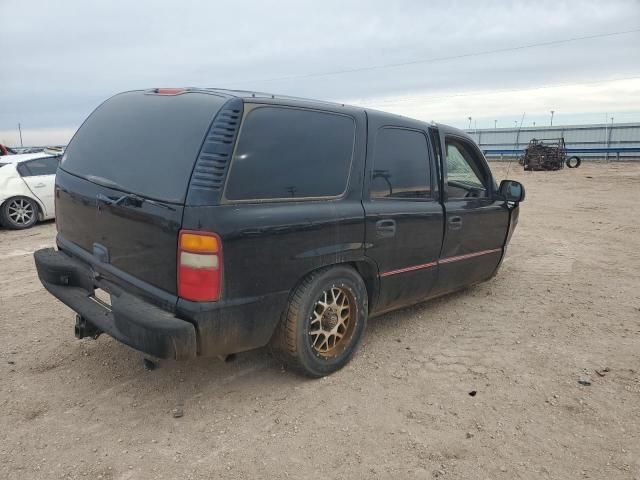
[34,248,197,359]
[34,247,288,359]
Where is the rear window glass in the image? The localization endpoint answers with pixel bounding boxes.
[61,91,226,203]
[224,107,355,200]
[371,128,431,199]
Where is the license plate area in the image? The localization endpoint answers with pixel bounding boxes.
[91,288,112,310]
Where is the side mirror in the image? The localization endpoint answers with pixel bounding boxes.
[498,180,525,203]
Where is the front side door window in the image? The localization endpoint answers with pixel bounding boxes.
[445,138,488,199]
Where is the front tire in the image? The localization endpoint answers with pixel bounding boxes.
[272,266,368,377]
[1,196,39,229]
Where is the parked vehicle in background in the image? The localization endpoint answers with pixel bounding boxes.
[519,138,581,170]
[34,88,525,377]
[0,143,16,156]
[0,152,60,229]
[11,147,43,154]
[8,146,65,155]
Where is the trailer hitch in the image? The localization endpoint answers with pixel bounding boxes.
[74,314,102,340]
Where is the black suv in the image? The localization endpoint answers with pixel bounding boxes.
[34,88,524,377]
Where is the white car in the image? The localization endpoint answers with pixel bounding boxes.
[0,152,61,229]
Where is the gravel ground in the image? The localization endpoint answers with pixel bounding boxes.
[1,162,639,479]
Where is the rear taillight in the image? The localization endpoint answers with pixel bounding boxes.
[177,230,222,302]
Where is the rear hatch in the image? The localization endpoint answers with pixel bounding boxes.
[56,90,229,296]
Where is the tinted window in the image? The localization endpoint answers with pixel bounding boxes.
[19,156,60,177]
[445,138,488,198]
[371,128,430,199]
[61,91,227,203]
[225,107,355,200]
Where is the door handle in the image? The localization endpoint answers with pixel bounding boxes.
[448,216,462,230]
[33,183,46,188]
[375,219,396,238]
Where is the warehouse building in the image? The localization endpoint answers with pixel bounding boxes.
[465,122,640,161]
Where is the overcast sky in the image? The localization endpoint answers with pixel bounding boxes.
[1,0,639,145]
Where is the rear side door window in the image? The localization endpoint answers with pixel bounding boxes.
[18,156,60,177]
[224,106,355,201]
[445,138,488,199]
[370,127,431,199]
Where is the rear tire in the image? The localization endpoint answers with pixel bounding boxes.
[271,266,368,377]
[1,196,39,229]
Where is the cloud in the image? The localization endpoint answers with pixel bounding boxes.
[347,77,640,128]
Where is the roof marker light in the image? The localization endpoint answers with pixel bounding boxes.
[154,88,186,95]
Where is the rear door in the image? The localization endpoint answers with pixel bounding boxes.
[363,115,444,313]
[432,131,509,295]
[18,156,59,216]
[56,90,230,297]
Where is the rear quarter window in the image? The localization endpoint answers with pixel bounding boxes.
[224,106,355,201]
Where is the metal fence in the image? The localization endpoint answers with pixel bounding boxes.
[465,122,640,161]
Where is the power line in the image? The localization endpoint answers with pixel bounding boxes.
[246,27,640,84]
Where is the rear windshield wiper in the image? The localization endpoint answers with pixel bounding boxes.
[96,193,175,211]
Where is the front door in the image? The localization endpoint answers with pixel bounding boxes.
[433,132,510,295]
[363,121,444,313]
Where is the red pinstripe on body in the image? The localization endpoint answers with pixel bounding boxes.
[437,247,502,264]
[379,247,502,278]
[379,261,438,278]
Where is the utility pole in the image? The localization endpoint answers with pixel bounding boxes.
[611,117,618,161]
[468,116,472,130]
[18,123,23,147]
[606,117,614,163]
[550,110,555,126]
[494,120,497,129]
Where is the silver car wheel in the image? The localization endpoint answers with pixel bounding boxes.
[7,198,36,226]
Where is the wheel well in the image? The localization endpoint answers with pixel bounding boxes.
[33,198,44,219]
[286,261,380,314]
[271,260,380,348]
[347,260,379,309]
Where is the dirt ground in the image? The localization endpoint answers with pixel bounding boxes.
[1,162,639,479]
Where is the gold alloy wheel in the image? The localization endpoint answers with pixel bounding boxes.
[309,286,356,358]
